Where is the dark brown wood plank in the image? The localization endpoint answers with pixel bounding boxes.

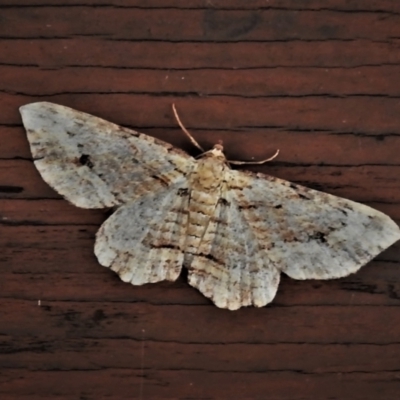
[0,369,398,400]
[2,39,400,69]
[2,93,400,134]
[1,0,400,13]
[3,65,400,96]
[1,299,399,344]
[2,8,400,41]
[2,339,400,373]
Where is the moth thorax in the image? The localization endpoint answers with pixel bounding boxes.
[191,156,227,190]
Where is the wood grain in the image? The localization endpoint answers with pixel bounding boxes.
[0,1,399,399]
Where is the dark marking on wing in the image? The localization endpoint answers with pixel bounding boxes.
[151,174,170,187]
[151,244,182,251]
[196,253,225,267]
[178,188,189,196]
[79,154,94,169]
[238,204,257,211]
[298,193,311,200]
[218,198,230,206]
[308,232,327,244]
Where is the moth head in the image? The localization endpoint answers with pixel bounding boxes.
[196,140,226,161]
[213,141,224,152]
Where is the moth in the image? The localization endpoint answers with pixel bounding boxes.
[20,102,400,310]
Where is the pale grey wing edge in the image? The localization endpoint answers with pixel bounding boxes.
[20,102,195,208]
[95,185,190,284]
[186,195,281,310]
[228,169,400,280]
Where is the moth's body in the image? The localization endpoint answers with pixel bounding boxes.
[20,102,400,310]
[185,147,229,257]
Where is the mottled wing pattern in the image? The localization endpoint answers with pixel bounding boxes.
[20,102,194,208]
[187,194,280,310]
[95,185,190,284]
[228,170,400,281]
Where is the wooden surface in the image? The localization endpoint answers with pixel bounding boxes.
[1,1,400,399]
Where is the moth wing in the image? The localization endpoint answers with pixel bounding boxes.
[186,193,281,310]
[20,102,194,208]
[228,169,400,281]
[95,186,190,284]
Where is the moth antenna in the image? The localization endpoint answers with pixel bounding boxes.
[229,149,280,165]
[172,104,205,152]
